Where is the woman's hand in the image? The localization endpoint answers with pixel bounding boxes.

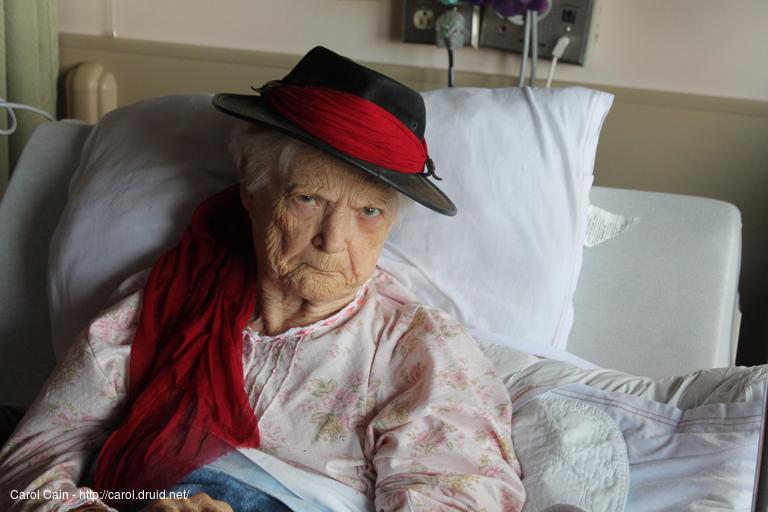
[140,492,234,512]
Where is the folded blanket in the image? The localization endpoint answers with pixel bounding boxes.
[484,341,766,512]
[511,387,629,512]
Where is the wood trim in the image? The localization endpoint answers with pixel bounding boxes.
[61,33,297,68]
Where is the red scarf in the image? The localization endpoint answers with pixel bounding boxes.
[92,185,260,508]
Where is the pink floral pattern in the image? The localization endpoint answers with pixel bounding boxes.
[0,268,525,511]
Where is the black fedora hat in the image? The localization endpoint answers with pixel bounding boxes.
[213,46,457,216]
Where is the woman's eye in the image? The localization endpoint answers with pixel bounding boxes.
[361,207,382,218]
[294,195,318,206]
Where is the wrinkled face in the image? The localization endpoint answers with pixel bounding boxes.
[241,150,398,302]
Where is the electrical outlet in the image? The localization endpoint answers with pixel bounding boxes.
[478,0,598,65]
[413,8,435,30]
[402,0,480,48]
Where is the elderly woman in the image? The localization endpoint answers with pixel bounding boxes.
[0,47,524,511]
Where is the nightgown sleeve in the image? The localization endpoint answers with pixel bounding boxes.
[370,305,525,512]
[0,285,142,512]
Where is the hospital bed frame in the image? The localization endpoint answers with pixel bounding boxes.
[0,120,761,509]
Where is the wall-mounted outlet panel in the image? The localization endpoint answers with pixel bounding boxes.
[478,0,598,65]
[403,0,480,48]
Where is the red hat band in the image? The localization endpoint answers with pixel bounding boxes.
[263,83,431,175]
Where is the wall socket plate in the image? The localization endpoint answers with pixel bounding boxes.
[478,0,598,65]
[402,0,480,48]
[402,0,599,66]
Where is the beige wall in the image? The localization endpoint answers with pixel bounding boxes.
[58,0,768,102]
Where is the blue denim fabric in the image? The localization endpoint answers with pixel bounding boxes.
[169,466,294,512]
[167,451,332,512]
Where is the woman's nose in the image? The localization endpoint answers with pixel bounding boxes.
[312,208,350,253]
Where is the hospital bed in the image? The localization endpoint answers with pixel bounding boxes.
[0,89,763,510]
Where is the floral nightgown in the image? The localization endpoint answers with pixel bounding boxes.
[0,268,525,512]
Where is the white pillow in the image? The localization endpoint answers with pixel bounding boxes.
[49,88,612,358]
[379,87,613,350]
[49,94,240,358]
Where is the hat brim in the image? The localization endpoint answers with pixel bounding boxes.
[213,93,457,216]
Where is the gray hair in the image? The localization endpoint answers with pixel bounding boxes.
[228,123,414,218]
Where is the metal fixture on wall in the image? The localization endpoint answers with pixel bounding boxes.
[402,0,598,66]
[479,0,596,65]
[403,0,480,48]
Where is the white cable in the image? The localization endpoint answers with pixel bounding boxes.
[545,36,570,88]
[529,11,538,86]
[109,0,117,38]
[545,58,559,88]
[0,98,55,136]
[517,9,531,88]
[0,103,16,136]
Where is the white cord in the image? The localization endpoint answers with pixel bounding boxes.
[545,58,559,88]
[545,36,570,88]
[517,9,531,88]
[109,0,117,38]
[0,98,55,136]
[529,11,538,86]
